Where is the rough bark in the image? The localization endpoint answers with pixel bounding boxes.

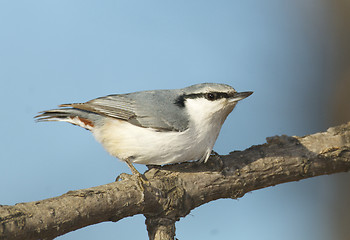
[1,122,350,240]
[145,217,176,240]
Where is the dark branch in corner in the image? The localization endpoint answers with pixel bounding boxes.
[1,122,350,240]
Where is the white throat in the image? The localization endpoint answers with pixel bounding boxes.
[185,98,235,130]
[183,98,236,161]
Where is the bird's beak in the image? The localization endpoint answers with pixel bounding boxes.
[229,91,253,102]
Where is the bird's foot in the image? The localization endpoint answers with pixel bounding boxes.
[209,150,224,171]
[124,158,149,191]
[116,172,148,192]
[135,173,149,191]
[115,173,133,182]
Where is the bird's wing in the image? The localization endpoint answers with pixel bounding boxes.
[61,95,135,121]
[61,91,189,132]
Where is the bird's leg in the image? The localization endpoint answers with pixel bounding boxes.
[124,158,148,189]
[124,158,142,176]
[211,150,219,156]
[210,150,224,171]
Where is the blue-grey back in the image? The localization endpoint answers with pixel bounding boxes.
[38,83,236,132]
[111,89,189,131]
[73,83,235,131]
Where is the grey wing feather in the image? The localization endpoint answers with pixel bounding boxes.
[64,90,189,132]
[77,95,135,120]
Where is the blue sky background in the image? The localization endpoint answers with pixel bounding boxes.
[0,1,347,239]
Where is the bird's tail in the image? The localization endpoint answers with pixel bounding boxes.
[35,106,99,130]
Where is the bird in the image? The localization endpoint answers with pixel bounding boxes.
[35,83,252,177]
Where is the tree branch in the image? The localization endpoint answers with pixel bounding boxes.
[145,217,176,240]
[1,122,350,240]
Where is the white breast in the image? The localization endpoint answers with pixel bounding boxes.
[92,98,235,165]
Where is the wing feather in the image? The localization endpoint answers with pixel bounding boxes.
[61,91,189,132]
[60,95,135,121]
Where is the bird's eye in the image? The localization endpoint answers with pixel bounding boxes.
[206,93,216,101]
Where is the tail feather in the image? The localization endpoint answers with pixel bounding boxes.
[35,108,97,131]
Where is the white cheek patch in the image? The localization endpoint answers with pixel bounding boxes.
[184,98,227,124]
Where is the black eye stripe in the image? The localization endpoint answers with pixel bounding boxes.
[186,92,231,100]
[175,91,234,107]
[206,93,216,100]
